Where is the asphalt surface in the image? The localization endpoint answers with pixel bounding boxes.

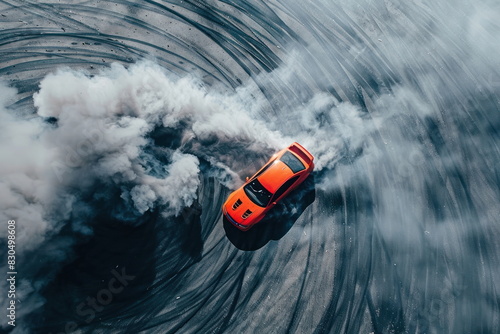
[0,1,499,333]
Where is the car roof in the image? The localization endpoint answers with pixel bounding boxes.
[257,151,299,193]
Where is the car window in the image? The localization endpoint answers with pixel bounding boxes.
[280,151,305,173]
[271,175,300,203]
[244,179,273,207]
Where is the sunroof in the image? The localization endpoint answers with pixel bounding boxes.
[280,151,305,173]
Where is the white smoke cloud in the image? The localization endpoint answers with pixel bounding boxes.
[30,61,287,219]
[130,151,201,216]
[0,83,56,333]
[0,82,55,250]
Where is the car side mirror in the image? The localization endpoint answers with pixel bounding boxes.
[272,202,277,206]
[246,177,249,182]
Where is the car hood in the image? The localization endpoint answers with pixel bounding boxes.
[224,188,266,226]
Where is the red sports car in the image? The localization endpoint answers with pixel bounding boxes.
[222,142,314,231]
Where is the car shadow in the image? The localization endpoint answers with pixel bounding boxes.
[223,174,316,251]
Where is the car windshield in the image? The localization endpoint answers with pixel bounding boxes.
[244,179,272,207]
[280,151,305,173]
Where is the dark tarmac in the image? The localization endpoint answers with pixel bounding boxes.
[0,1,499,333]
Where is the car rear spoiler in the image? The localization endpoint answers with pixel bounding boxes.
[289,142,314,164]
